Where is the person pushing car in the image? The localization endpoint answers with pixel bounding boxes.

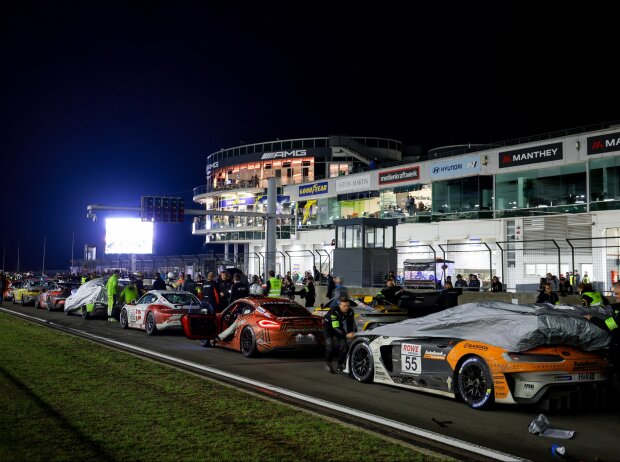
[324,296,357,374]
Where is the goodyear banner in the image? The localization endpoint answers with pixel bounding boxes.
[221,196,256,207]
[299,181,329,198]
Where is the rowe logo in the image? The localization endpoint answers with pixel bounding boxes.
[587,131,620,155]
[498,142,563,168]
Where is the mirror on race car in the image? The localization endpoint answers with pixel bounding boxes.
[363,296,373,303]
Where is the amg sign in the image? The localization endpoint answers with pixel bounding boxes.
[498,142,563,168]
[261,150,307,160]
[587,131,620,155]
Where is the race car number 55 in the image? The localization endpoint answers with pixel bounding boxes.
[401,343,422,375]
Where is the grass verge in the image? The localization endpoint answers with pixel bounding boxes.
[0,313,446,461]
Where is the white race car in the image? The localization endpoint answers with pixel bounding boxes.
[119,290,205,335]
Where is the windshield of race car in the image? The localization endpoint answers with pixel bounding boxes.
[262,303,312,317]
[162,293,201,305]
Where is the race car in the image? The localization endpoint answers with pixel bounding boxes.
[181,296,324,357]
[346,302,612,410]
[3,280,21,302]
[313,296,408,331]
[119,290,204,335]
[13,279,45,306]
[36,282,80,311]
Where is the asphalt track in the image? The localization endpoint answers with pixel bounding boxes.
[2,303,619,462]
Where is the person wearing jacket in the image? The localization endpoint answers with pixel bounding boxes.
[249,275,263,295]
[323,297,357,373]
[106,270,120,321]
[229,273,249,303]
[202,272,221,312]
[578,283,608,307]
[329,277,349,308]
[585,282,620,391]
[454,274,468,289]
[491,276,503,292]
[152,272,166,290]
[536,282,559,305]
[297,276,316,308]
[182,274,197,295]
[217,271,233,310]
[326,274,335,299]
[377,279,402,304]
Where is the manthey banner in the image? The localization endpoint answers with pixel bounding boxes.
[429,155,481,180]
[498,142,563,169]
[587,131,620,155]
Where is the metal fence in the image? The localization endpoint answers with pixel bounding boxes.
[438,242,494,288]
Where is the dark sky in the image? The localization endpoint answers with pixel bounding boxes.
[2,1,618,271]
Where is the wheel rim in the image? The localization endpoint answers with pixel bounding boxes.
[352,345,371,377]
[147,314,154,333]
[460,363,488,402]
[241,329,252,352]
[120,310,127,327]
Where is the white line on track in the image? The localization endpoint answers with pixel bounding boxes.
[1,307,529,462]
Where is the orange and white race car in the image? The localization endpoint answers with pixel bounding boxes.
[346,302,612,409]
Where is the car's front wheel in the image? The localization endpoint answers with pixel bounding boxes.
[82,306,90,319]
[119,308,129,329]
[350,342,374,383]
[240,327,257,357]
[457,356,494,410]
[145,312,157,335]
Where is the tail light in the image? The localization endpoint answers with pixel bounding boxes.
[258,319,281,329]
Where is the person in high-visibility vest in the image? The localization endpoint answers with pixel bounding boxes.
[106,270,120,321]
[584,282,620,391]
[578,283,607,307]
[118,280,139,306]
[264,270,282,298]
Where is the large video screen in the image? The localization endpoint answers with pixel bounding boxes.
[105,218,153,254]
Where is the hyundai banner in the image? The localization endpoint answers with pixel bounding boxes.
[498,142,563,169]
[429,155,481,180]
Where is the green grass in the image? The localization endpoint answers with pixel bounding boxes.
[0,313,445,462]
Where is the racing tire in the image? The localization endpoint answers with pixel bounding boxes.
[119,308,129,329]
[12,296,16,305]
[46,298,53,311]
[457,356,494,410]
[145,312,158,336]
[240,327,258,358]
[81,306,90,319]
[350,342,374,383]
[22,295,27,306]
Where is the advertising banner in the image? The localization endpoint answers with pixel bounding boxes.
[221,196,256,207]
[498,142,563,169]
[587,131,620,155]
[299,181,329,197]
[429,155,481,180]
[378,166,420,185]
[335,173,372,193]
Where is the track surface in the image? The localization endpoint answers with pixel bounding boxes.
[2,302,618,462]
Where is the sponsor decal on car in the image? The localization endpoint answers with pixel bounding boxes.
[492,374,509,399]
[573,360,599,371]
[554,375,573,382]
[462,342,489,351]
[577,373,595,381]
[423,349,446,360]
[401,343,422,375]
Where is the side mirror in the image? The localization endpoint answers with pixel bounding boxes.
[129,300,137,305]
[363,296,373,303]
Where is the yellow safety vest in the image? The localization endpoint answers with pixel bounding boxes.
[268,278,282,298]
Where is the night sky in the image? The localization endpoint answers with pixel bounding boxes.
[2,2,618,271]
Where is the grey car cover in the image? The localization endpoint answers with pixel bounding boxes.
[64,278,108,314]
[369,301,611,351]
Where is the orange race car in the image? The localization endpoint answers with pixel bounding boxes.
[346,302,612,410]
[181,296,324,357]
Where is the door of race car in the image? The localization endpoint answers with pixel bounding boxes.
[130,293,158,327]
[181,312,219,340]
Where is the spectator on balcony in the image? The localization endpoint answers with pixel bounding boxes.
[455,274,468,289]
